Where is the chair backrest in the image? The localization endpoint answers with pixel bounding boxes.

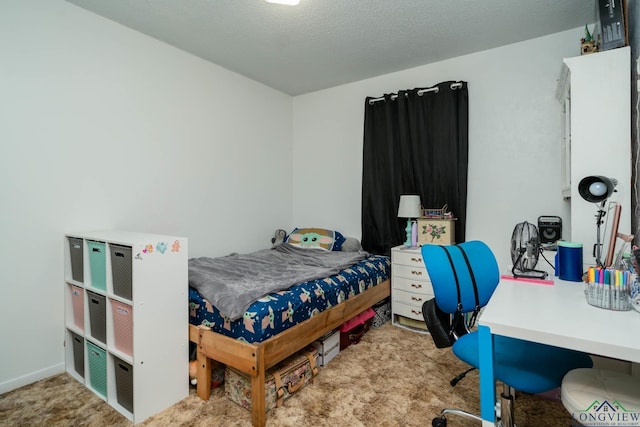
[421,241,500,314]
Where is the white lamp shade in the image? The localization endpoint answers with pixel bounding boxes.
[398,195,421,218]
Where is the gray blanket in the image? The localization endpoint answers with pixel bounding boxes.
[189,243,369,321]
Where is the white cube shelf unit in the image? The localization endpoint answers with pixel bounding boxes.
[64,230,188,423]
[556,47,631,268]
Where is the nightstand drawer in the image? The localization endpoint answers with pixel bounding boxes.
[392,250,425,268]
[393,300,425,322]
[392,276,433,295]
[392,264,429,281]
[392,288,431,307]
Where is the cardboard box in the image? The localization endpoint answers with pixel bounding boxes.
[417,218,455,245]
[312,330,340,366]
[397,315,429,331]
[598,0,627,51]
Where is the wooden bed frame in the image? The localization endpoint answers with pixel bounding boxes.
[189,278,390,427]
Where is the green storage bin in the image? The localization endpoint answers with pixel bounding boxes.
[87,341,107,398]
[87,241,106,291]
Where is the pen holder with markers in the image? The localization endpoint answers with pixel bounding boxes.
[584,267,633,311]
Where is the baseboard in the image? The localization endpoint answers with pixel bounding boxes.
[0,363,65,394]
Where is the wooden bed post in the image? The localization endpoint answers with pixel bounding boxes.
[251,345,266,427]
[196,326,212,400]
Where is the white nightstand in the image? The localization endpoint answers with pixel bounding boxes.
[391,245,433,333]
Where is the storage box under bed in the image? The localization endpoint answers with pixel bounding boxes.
[312,329,340,366]
[224,346,319,412]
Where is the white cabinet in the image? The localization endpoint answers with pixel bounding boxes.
[64,230,188,423]
[556,47,631,268]
[391,245,433,333]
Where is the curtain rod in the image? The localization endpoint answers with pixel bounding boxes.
[368,81,463,105]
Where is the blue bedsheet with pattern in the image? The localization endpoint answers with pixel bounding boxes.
[189,254,390,343]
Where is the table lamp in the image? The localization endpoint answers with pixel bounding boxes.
[578,175,618,267]
[398,195,421,247]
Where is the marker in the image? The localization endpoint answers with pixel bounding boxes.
[598,282,604,307]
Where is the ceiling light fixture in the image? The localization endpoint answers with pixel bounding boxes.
[265,0,300,5]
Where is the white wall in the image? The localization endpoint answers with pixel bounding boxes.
[0,0,593,394]
[292,28,584,269]
[0,0,293,392]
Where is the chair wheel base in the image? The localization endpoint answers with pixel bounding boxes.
[432,417,447,427]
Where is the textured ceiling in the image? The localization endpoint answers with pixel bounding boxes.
[65,0,596,95]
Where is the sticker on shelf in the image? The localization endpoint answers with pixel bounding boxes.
[156,241,168,254]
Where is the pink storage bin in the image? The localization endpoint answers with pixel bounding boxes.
[70,285,84,330]
[340,307,375,333]
[339,307,376,350]
[111,300,133,356]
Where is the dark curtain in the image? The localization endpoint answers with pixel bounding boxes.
[361,81,469,256]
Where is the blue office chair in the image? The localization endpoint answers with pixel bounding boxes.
[421,241,593,427]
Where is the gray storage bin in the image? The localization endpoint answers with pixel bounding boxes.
[68,237,84,282]
[71,331,84,378]
[114,357,134,413]
[87,291,106,344]
[110,244,132,300]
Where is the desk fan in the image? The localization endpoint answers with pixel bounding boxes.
[510,221,548,280]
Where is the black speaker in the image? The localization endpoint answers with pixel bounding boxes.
[538,216,562,244]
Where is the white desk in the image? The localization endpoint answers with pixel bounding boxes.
[477,276,640,426]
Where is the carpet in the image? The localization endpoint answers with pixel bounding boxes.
[0,323,573,426]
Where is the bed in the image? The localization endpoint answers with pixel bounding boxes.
[188,230,390,427]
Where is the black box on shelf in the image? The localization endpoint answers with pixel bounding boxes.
[114,357,134,413]
[68,237,84,282]
[87,291,106,344]
[71,331,84,378]
[598,0,627,51]
[110,244,132,300]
